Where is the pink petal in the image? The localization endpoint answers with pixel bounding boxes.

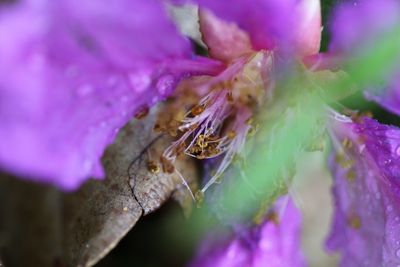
[199,9,253,63]
[193,0,321,56]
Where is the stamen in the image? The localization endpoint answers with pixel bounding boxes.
[347,213,362,229]
[147,160,160,174]
[160,156,175,174]
[174,168,195,201]
[158,51,274,196]
[191,105,205,116]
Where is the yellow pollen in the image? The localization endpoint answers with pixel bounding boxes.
[153,123,162,132]
[247,124,259,137]
[160,156,175,174]
[226,91,234,102]
[335,153,353,169]
[191,105,205,116]
[194,190,204,208]
[197,135,208,148]
[147,161,160,174]
[346,169,356,182]
[227,130,236,140]
[214,175,223,184]
[342,138,353,149]
[267,211,280,225]
[245,117,254,125]
[348,214,362,229]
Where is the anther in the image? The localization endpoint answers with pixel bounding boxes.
[266,211,280,225]
[245,117,254,125]
[153,123,162,132]
[347,214,362,229]
[214,175,223,184]
[197,135,208,148]
[226,91,234,102]
[191,105,205,116]
[194,190,204,208]
[147,161,160,174]
[342,138,353,149]
[160,156,175,174]
[247,124,259,137]
[227,130,236,140]
[346,169,356,181]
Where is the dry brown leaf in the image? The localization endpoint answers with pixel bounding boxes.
[0,106,198,267]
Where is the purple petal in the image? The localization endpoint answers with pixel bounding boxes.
[364,76,400,116]
[328,0,400,115]
[329,0,400,53]
[193,0,321,56]
[190,197,307,267]
[327,116,400,266]
[0,0,221,190]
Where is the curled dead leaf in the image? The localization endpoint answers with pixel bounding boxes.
[0,105,198,267]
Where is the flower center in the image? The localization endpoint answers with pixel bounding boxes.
[155,51,274,195]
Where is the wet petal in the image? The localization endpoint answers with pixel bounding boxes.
[327,116,400,266]
[364,77,400,117]
[328,0,400,115]
[0,0,217,190]
[329,0,400,53]
[199,9,253,63]
[194,0,321,56]
[190,197,306,267]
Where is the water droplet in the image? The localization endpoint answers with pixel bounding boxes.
[395,146,400,157]
[120,95,129,103]
[120,110,128,117]
[65,65,79,77]
[83,159,93,172]
[387,205,393,212]
[129,71,151,93]
[396,249,400,258]
[107,75,119,86]
[156,75,175,96]
[30,52,45,70]
[77,84,93,96]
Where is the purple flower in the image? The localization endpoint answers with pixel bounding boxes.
[327,115,400,266]
[160,0,322,195]
[329,0,400,54]
[0,0,321,190]
[189,197,306,267]
[325,0,400,115]
[0,0,222,189]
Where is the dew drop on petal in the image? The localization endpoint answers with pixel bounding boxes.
[76,84,94,96]
[107,75,119,86]
[83,159,93,173]
[387,205,394,212]
[129,71,152,93]
[156,74,175,96]
[100,121,108,128]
